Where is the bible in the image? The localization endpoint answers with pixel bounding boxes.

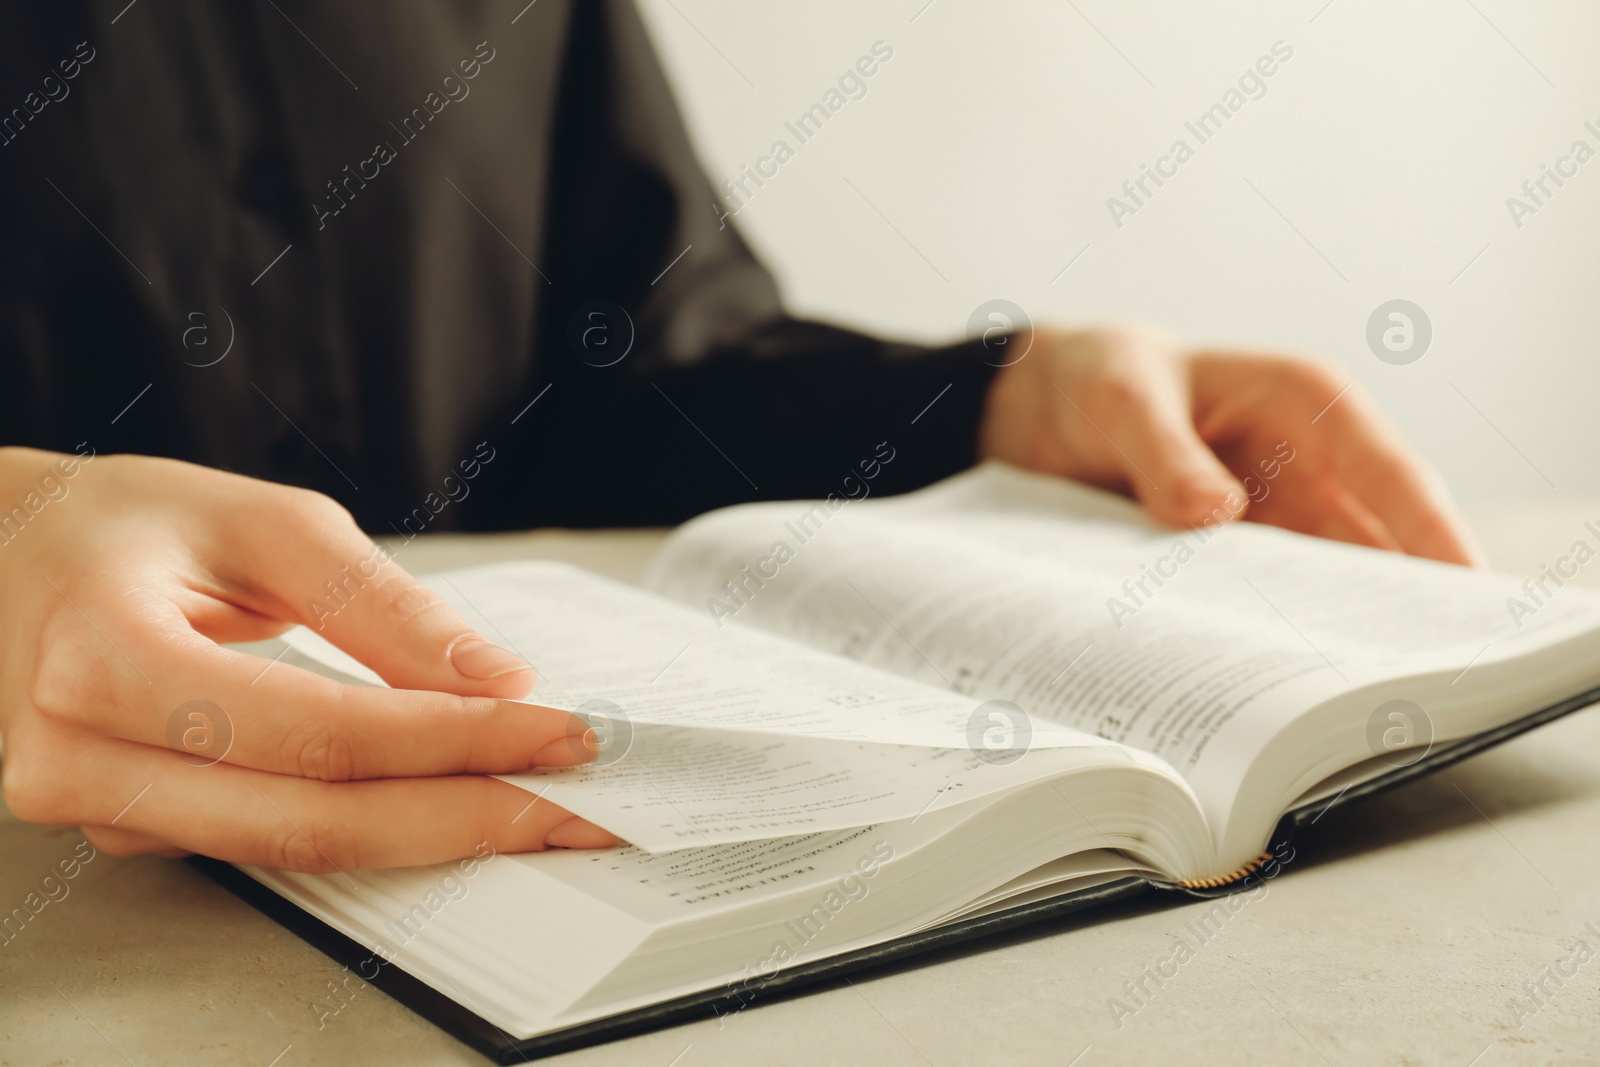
[196,463,1600,1061]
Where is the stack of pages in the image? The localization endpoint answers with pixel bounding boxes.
[225,464,1600,1052]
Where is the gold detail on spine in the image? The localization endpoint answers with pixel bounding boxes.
[1176,851,1275,891]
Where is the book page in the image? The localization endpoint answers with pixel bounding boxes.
[506,724,1128,852]
[504,817,955,926]
[280,562,1153,852]
[643,463,1600,844]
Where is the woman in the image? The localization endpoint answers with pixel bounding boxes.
[0,1,1477,871]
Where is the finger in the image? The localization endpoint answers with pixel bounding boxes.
[78,739,620,871]
[1192,353,1484,567]
[35,603,598,779]
[1058,374,1246,529]
[218,489,538,697]
[1331,422,1484,567]
[160,638,602,778]
[1290,381,1483,566]
[1268,481,1403,553]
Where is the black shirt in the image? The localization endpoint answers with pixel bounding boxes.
[0,1,997,532]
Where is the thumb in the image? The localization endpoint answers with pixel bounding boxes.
[1071,382,1246,529]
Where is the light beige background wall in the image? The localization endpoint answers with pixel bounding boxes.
[638,0,1600,503]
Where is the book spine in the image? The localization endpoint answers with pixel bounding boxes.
[1175,851,1275,891]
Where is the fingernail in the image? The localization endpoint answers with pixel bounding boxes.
[450,637,530,680]
[530,729,599,767]
[544,817,620,850]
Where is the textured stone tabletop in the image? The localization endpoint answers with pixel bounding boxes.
[4,510,1599,1066]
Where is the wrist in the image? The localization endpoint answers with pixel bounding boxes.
[976,329,1049,466]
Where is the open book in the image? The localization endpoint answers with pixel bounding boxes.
[209,463,1600,1059]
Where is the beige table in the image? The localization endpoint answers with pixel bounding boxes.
[5,506,1600,1066]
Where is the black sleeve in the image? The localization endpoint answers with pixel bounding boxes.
[517,0,1001,528]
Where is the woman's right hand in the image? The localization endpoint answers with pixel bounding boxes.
[0,448,617,872]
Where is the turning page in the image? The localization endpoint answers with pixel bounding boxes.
[279,562,1171,852]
